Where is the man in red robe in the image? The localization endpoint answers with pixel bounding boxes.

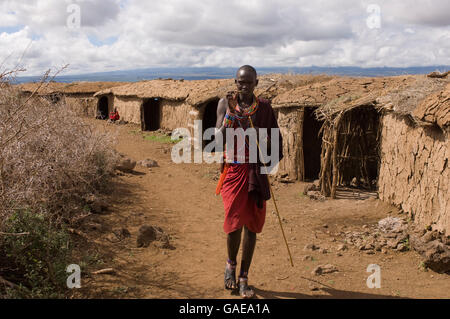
[215,65,283,298]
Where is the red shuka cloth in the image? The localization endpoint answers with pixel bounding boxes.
[109,112,120,121]
[219,98,282,234]
[221,163,266,234]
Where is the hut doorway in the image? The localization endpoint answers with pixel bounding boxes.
[141,98,161,131]
[202,99,219,150]
[303,107,323,180]
[97,96,109,119]
[336,107,381,191]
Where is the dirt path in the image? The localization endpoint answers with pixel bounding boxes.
[72,119,449,299]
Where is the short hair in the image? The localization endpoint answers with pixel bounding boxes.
[237,65,257,79]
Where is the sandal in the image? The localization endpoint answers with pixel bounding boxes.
[224,260,237,290]
[239,276,255,299]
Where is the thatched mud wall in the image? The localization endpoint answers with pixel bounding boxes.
[114,96,141,124]
[378,113,449,234]
[160,100,193,130]
[110,96,194,130]
[276,107,303,180]
[65,94,97,117]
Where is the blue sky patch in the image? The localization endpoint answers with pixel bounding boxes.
[0,25,25,34]
[88,35,118,47]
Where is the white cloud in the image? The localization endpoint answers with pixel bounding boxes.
[0,0,448,75]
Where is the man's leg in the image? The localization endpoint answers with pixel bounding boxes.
[225,228,242,289]
[240,226,256,276]
[238,226,256,298]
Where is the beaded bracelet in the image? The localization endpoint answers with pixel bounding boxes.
[223,112,235,128]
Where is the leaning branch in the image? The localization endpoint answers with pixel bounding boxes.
[0,231,30,236]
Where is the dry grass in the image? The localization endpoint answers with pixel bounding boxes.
[0,70,120,231]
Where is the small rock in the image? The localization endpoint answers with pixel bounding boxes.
[307,191,326,201]
[422,231,438,243]
[304,243,320,251]
[302,255,313,261]
[319,248,328,254]
[337,244,348,251]
[309,283,320,291]
[387,239,400,249]
[396,243,408,252]
[138,159,159,168]
[365,250,375,255]
[378,217,406,233]
[312,264,338,276]
[336,252,343,257]
[136,225,162,248]
[312,179,320,189]
[115,157,136,172]
[323,224,328,229]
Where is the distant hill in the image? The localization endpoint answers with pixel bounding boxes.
[13,66,449,84]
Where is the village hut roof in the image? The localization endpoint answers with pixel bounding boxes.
[93,74,334,107]
[410,82,450,129]
[17,81,127,95]
[272,76,415,109]
[94,79,235,106]
[273,74,449,130]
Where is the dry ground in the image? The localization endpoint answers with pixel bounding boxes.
[70,118,450,299]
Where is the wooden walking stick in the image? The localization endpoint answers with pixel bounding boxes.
[248,116,294,267]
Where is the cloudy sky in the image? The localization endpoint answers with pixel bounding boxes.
[0,0,449,75]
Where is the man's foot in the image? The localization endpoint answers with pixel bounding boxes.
[224,260,237,290]
[238,277,255,299]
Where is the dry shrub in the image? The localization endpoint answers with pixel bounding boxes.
[0,71,119,230]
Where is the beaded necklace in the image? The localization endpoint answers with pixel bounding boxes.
[234,94,259,121]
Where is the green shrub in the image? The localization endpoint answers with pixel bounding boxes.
[1,209,69,298]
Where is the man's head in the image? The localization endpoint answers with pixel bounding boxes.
[235,65,258,97]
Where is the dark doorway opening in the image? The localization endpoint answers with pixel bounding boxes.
[303,107,324,181]
[202,99,219,150]
[337,107,381,191]
[141,98,161,131]
[97,96,109,120]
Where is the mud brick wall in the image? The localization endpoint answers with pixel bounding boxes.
[65,94,97,117]
[378,113,449,234]
[160,100,193,130]
[276,107,303,180]
[114,96,142,124]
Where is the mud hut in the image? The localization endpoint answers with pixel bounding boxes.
[17,81,126,117]
[92,74,317,137]
[94,79,237,137]
[272,74,449,234]
[272,76,392,181]
[307,75,448,233]
[376,77,449,233]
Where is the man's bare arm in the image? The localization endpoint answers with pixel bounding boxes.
[214,98,229,147]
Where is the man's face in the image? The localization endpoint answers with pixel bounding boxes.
[235,69,258,96]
